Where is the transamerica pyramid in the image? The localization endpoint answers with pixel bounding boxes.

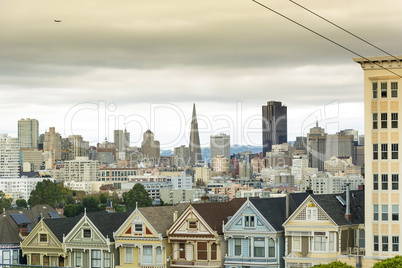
[189,103,202,164]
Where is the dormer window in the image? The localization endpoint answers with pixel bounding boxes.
[135,224,143,232]
[244,215,255,227]
[188,220,197,229]
[40,234,47,242]
[306,203,317,221]
[83,229,91,238]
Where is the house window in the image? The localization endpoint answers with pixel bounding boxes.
[125,247,133,263]
[91,250,101,268]
[244,216,255,227]
[381,113,387,128]
[374,205,378,221]
[392,174,399,190]
[392,113,398,128]
[314,235,326,252]
[392,144,399,159]
[382,236,389,251]
[268,238,275,257]
[393,205,399,221]
[40,234,47,242]
[382,205,388,221]
[306,203,317,220]
[292,236,301,252]
[374,174,378,190]
[234,238,241,256]
[329,232,336,252]
[189,220,197,229]
[143,245,153,264]
[135,224,142,232]
[197,242,208,260]
[373,144,378,160]
[254,237,265,257]
[373,113,378,129]
[391,82,398,97]
[382,174,388,190]
[2,251,10,264]
[43,256,49,266]
[374,236,379,251]
[76,251,82,267]
[373,82,378,98]
[83,229,91,238]
[381,144,388,159]
[393,236,399,251]
[381,82,387,98]
[179,243,186,259]
[104,252,110,268]
[156,247,162,264]
[12,250,18,264]
[211,243,217,260]
[32,254,40,265]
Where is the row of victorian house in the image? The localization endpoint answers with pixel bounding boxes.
[1,188,364,268]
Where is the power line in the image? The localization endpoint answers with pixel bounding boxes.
[251,0,402,79]
[289,0,400,61]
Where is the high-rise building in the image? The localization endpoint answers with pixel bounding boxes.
[0,134,19,179]
[210,133,230,161]
[174,145,190,167]
[211,155,229,172]
[18,118,39,149]
[114,129,130,151]
[262,101,287,156]
[61,135,89,161]
[43,127,62,161]
[141,130,160,159]
[189,104,202,164]
[354,55,402,260]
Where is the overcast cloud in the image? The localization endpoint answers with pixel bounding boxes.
[1,0,401,148]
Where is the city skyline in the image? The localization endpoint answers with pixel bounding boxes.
[2,0,402,148]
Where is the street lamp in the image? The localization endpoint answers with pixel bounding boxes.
[167,247,183,268]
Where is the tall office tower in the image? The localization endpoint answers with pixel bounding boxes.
[0,134,19,179]
[354,56,402,260]
[18,118,39,149]
[114,129,130,151]
[262,101,287,156]
[189,104,202,164]
[43,127,62,161]
[174,145,190,167]
[307,122,327,171]
[210,133,230,161]
[141,130,160,159]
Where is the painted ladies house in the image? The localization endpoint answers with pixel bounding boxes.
[224,193,308,268]
[167,198,247,268]
[113,203,188,268]
[283,189,364,268]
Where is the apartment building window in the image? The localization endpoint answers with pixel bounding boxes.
[393,236,399,251]
[373,82,378,98]
[392,205,399,221]
[374,236,379,251]
[382,174,388,190]
[254,237,265,257]
[373,113,378,129]
[268,238,275,257]
[391,82,398,97]
[392,174,399,190]
[392,113,398,128]
[374,205,379,221]
[381,113,388,128]
[392,144,399,159]
[381,82,387,98]
[381,144,388,159]
[374,174,379,190]
[382,205,388,221]
[234,238,241,256]
[382,236,389,251]
[373,144,378,160]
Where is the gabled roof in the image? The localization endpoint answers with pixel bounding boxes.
[0,214,22,244]
[250,192,309,231]
[86,211,132,241]
[138,203,188,236]
[44,215,82,242]
[311,190,364,226]
[191,198,248,234]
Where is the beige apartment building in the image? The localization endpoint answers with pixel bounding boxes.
[18,118,39,149]
[354,55,402,265]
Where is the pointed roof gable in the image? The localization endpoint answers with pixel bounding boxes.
[0,214,22,244]
[86,211,132,242]
[191,198,248,234]
[44,215,82,242]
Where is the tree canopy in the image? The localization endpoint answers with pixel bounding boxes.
[16,199,28,209]
[373,255,402,267]
[28,179,62,207]
[312,261,354,268]
[123,184,152,208]
[0,191,12,211]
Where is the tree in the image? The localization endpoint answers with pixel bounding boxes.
[0,191,12,211]
[99,193,108,204]
[123,184,152,208]
[312,261,354,268]
[110,192,122,206]
[28,179,62,207]
[373,255,402,267]
[64,204,84,217]
[16,199,28,208]
[82,196,101,212]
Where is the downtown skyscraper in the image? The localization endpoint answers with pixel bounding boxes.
[189,103,202,164]
[262,101,287,157]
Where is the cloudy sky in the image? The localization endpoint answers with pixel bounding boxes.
[1,0,401,149]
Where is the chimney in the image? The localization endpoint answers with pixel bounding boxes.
[285,192,290,219]
[345,184,351,222]
[173,211,178,222]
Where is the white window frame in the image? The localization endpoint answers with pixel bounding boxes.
[292,236,301,252]
[313,235,326,252]
[125,247,133,263]
[329,232,336,252]
[156,246,162,264]
[75,251,82,267]
[142,245,153,264]
[306,207,317,221]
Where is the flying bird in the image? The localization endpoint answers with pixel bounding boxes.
[54,20,61,22]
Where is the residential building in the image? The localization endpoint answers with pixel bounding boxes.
[114,129,130,151]
[194,166,212,186]
[212,155,229,172]
[305,173,364,195]
[174,145,190,167]
[62,135,89,160]
[324,156,361,175]
[262,101,287,156]
[141,130,160,159]
[97,140,117,160]
[210,134,230,161]
[98,167,140,182]
[43,127,62,161]
[189,103,202,164]
[292,154,309,184]
[21,149,42,172]
[166,173,193,190]
[0,176,45,201]
[18,118,39,149]
[0,134,19,179]
[160,188,205,205]
[63,157,100,182]
[121,181,172,200]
